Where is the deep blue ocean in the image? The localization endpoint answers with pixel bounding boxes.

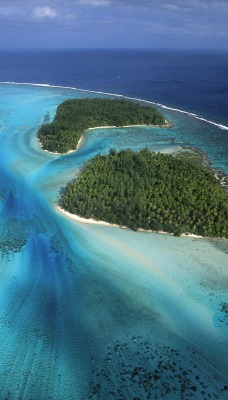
[0,50,227,399]
[1,49,228,126]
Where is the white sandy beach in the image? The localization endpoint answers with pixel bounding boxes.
[56,205,126,228]
[56,205,206,238]
[39,120,170,155]
[38,134,84,155]
[86,121,170,131]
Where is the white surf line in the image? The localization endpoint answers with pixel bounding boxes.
[1,81,228,131]
[0,81,124,97]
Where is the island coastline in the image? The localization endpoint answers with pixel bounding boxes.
[57,148,228,239]
[39,121,171,156]
[56,205,206,239]
[38,99,227,239]
[37,98,168,154]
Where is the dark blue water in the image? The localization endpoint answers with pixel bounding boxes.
[1,49,228,126]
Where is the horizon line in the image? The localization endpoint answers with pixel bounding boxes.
[0,47,228,53]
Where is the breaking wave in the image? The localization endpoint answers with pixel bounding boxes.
[1,81,228,131]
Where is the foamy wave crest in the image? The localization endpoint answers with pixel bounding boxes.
[158,104,228,131]
[0,81,124,97]
[1,81,228,131]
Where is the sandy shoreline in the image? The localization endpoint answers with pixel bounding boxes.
[38,135,84,155]
[56,205,206,239]
[86,122,170,131]
[56,205,126,228]
[38,121,170,156]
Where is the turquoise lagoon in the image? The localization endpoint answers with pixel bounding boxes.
[0,83,227,399]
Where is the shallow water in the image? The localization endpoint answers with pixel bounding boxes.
[0,83,227,399]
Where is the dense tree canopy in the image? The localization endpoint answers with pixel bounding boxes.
[59,149,228,238]
[38,98,166,153]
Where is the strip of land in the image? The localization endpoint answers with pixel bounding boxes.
[39,98,227,238]
[58,149,228,238]
[38,98,167,153]
[56,205,204,239]
[39,122,170,156]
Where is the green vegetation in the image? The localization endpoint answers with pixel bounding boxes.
[59,148,228,237]
[38,98,166,153]
[176,147,207,166]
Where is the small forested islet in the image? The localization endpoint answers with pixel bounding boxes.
[59,149,228,237]
[38,98,166,153]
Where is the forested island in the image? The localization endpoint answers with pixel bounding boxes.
[59,149,228,238]
[38,98,166,153]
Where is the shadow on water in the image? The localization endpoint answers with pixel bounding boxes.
[209,238,228,254]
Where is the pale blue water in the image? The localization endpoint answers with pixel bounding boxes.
[0,82,227,399]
